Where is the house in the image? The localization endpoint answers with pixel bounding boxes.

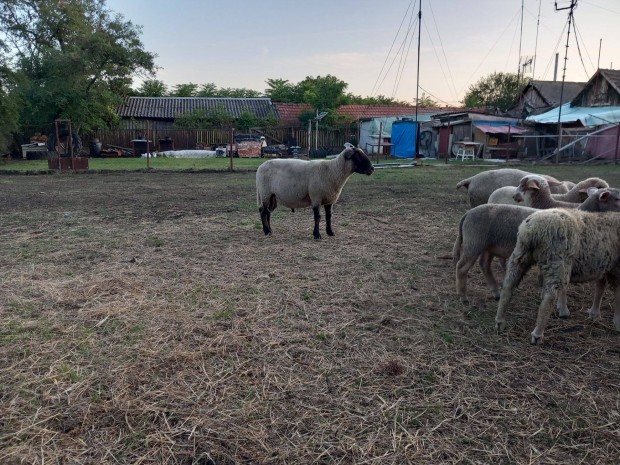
[431,110,526,158]
[525,69,620,160]
[116,97,279,130]
[513,79,585,119]
[273,103,449,128]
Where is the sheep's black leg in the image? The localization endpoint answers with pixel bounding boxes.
[325,204,334,236]
[259,206,271,235]
[312,206,322,240]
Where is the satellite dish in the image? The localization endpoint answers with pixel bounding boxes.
[313,111,329,121]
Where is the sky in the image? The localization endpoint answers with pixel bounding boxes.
[106,0,620,106]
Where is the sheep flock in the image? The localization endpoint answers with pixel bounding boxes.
[454,168,620,344]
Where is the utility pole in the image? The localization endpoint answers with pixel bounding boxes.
[555,0,577,164]
[414,0,421,159]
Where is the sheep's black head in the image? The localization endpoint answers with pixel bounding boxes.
[345,148,374,175]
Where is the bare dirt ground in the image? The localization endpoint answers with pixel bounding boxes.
[1,164,619,464]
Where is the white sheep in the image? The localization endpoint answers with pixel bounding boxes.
[495,200,620,344]
[456,168,570,207]
[486,176,592,205]
[256,146,374,239]
[454,187,620,305]
[514,175,609,208]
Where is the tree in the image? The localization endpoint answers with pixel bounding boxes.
[462,72,521,111]
[0,0,156,132]
[264,78,300,103]
[217,87,262,98]
[0,65,19,152]
[299,75,348,110]
[170,83,199,97]
[136,79,167,97]
[414,93,438,108]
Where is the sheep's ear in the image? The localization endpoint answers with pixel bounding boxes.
[543,176,562,187]
[599,190,611,201]
[586,187,599,196]
[525,179,540,190]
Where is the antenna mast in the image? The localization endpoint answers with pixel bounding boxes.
[555,0,577,163]
[415,0,421,159]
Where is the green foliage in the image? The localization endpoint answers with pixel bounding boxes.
[264,78,301,103]
[169,82,262,98]
[174,104,234,128]
[0,0,156,133]
[415,93,438,108]
[0,66,20,152]
[462,72,521,111]
[136,79,167,97]
[235,109,257,131]
[298,74,348,110]
[170,83,199,97]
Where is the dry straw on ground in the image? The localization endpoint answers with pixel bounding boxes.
[1,165,619,464]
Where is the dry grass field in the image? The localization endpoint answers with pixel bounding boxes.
[1,162,619,464]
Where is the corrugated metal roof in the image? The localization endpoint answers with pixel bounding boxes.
[117,97,279,120]
[526,102,620,126]
[474,124,530,135]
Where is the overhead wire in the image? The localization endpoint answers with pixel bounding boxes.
[459,7,521,96]
[421,21,457,104]
[572,17,595,76]
[370,0,414,97]
[540,18,568,80]
[391,6,418,99]
[579,0,620,15]
[426,1,458,103]
[531,0,542,81]
[504,7,522,71]
[418,85,453,107]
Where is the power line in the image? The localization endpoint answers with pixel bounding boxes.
[370,0,414,97]
[540,19,567,80]
[421,21,458,104]
[572,17,595,75]
[373,18,416,99]
[579,0,620,15]
[531,0,542,81]
[392,8,418,98]
[504,7,522,71]
[418,85,453,107]
[426,1,458,103]
[459,7,521,96]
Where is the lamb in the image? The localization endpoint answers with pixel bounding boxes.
[456,168,570,207]
[487,177,605,205]
[513,175,609,208]
[256,146,374,239]
[453,187,620,305]
[495,205,620,344]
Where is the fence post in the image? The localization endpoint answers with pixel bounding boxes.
[615,123,620,165]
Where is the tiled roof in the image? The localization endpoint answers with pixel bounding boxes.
[117,97,279,120]
[274,103,456,126]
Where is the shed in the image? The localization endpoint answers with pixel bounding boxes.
[117,97,280,130]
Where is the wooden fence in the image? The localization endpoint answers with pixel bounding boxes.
[86,127,356,153]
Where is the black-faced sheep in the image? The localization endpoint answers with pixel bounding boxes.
[495,195,620,344]
[456,168,570,208]
[256,147,374,239]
